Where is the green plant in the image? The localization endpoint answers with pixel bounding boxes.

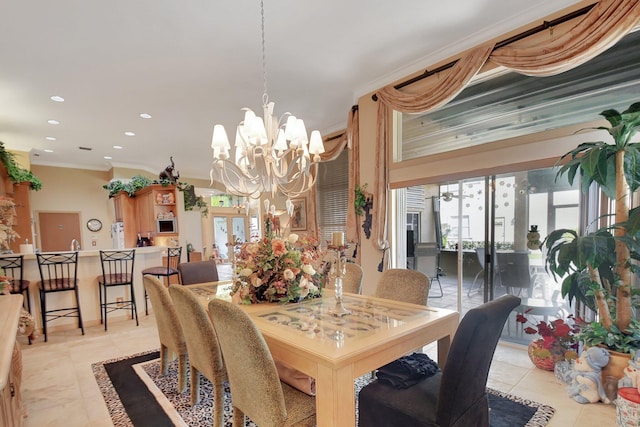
[103,175,153,197]
[182,183,209,217]
[354,183,368,216]
[0,142,43,190]
[543,101,640,354]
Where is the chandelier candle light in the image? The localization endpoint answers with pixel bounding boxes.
[210,0,325,199]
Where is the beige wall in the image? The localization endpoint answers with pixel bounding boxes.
[30,166,114,251]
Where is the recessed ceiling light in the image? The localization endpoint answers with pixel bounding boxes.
[50,95,65,102]
[47,119,60,125]
[44,149,53,153]
[104,156,113,160]
[139,113,152,119]
[45,136,56,141]
[124,131,135,136]
[113,145,123,149]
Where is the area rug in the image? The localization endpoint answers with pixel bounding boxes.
[92,350,555,427]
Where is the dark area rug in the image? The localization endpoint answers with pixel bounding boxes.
[92,350,555,427]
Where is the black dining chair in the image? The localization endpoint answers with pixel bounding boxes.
[142,246,182,315]
[177,259,219,285]
[36,252,84,342]
[97,249,137,330]
[358,294,521,427]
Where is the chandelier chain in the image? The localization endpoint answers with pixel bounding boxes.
[260,0,268,104]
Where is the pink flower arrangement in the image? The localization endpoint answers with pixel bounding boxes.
[231,233,326,304]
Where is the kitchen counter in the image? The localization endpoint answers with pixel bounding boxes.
[2,247,168,335]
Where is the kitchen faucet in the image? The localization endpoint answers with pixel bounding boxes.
[70,239,81,251]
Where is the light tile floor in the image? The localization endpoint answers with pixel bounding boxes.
[18,313,616,427]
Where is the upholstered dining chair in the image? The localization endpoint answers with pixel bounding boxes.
[325,262,364,294]
[358,294,521,427]
[142,275,188,394]
[177,260,219,285]
[142,246,182,315]
[208,298,316,427]
[169,285,227,427]
[374,268,430,305]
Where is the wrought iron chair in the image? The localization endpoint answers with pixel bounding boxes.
[97,249,137,330]
[142,246,181,315]
[36,252,84,342]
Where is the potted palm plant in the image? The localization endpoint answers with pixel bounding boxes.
[543,102,640,376]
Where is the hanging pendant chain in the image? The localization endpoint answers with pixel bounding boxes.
[260,0,268,106]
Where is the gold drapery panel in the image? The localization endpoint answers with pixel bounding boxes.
[375,44,494,113]
[305,108,359,262]
[490,0,640,76]
[369,0,640,271]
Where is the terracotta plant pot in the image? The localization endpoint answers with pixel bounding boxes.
[528,339,565,371]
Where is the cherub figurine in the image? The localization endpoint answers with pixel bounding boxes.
[619,349,640,390]
[567,347,611,404]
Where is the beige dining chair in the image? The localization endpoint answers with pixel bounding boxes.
[208,298,316,427]
[375,268,430,305]
[341,262,364,294]
[143,275,188,393]
[169,285,227,427]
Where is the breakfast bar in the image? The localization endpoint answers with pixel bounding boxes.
[1,247,165,334]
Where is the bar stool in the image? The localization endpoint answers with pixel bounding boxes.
[36,252,84,342]
[0,255,32,344]
[142,246,181,315]
[98,249,137,331]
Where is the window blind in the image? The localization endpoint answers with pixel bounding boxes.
[316,150,348,245]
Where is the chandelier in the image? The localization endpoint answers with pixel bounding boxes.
[210,0,325,199]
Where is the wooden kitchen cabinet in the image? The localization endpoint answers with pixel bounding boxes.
[110,184,178,247]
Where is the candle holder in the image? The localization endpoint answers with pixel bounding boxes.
[328,250,351,317]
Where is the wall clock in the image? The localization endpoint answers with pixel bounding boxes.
[87,218,103,232]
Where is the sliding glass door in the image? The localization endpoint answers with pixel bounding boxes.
[399,166,579,343]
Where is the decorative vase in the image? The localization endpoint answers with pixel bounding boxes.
[528,339,565,371]
[526,225,541,250]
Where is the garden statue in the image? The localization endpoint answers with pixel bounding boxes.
[619,349,640,391]
[159,156,180,183]
[567,347,611,404]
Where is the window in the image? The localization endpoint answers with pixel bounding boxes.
[316,150,349,244]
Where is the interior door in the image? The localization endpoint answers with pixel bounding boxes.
[38,212,81,252]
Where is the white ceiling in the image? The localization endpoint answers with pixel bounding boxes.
[0,0,582,181]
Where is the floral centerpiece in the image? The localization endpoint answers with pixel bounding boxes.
[516,312,580,371]
[231,233,327,304]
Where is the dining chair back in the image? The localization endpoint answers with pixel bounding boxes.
[177,260,219,285]
[375,268,430,305]
[36,252,84,342]
[97,249,137,330]
[208,298,316,427]
[169,285,227,426]
[143,275,188,393]
[142,246,182,315]
[342,262,364,294]
[358,294,521,427]
[0,255,31,313]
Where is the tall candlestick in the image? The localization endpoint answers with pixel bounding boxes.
[332,232,344,247]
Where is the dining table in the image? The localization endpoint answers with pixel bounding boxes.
[187,281,460,427]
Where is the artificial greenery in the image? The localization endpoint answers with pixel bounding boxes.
[181,183,209,217]
[354,183,368,216]
[103,175,153,197]
[0,142,43,190]
[543,101,640,354]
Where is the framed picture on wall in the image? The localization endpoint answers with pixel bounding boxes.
[290,199,307,231]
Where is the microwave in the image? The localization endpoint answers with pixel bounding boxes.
[156,218,177,234]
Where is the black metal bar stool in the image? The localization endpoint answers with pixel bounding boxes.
[142,246,181,315]
[98,249,137,330]
[0,255,32,343]
[36,252,84,342]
